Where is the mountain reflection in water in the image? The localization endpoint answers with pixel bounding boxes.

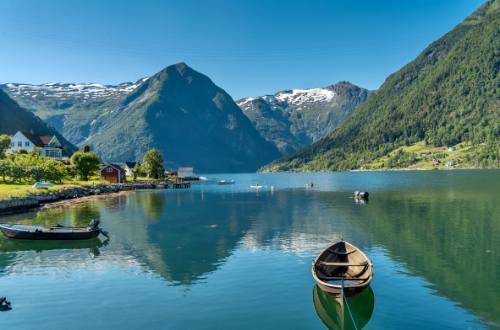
[0,171,498,329]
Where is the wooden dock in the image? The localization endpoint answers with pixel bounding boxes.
[164,177,191,189]
[165,181,191,189]
[119,179,191,190]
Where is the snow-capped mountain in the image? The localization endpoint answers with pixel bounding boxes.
[275,87,337,105]
[237,82,370,155]
[239,87,337,107]
[1,64,280,172]
[1,78,149,145]
[3,79,148,101]
[2,73,369,165]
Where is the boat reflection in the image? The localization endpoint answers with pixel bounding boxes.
[313,285,374,330]
[0,237,109,257]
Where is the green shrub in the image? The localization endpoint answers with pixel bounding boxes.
[70,151,100,181]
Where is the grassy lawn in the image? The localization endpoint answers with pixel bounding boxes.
[362,141,479,170]
[0,176,164,200]
[0,177,108,200]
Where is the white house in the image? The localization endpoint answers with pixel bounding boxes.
[123,161,140,177]
[7,131,64,159]
[177,167,194,178]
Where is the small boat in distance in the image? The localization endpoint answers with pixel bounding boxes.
[32,182,54,189]
[217,179,235,185]
[250,184,265,189]
[0,297,12,311]
[312,240,373,295]
[0,220,109,240]
[354,191,369,200]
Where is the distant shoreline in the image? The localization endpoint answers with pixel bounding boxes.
[260,166,498,174]
[349,166,494,172]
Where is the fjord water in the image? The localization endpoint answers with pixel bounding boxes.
[0,171,499,329]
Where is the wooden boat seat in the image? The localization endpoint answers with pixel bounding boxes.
[351,263,369,277]
[317,274,370,281]
[318,261,368,267]
[318,261,369,279]
[327,248,356,256]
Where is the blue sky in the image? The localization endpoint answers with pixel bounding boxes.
[0,0,484,98]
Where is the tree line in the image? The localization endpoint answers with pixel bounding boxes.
[0,134,166,183]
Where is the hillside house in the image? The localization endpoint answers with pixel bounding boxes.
[7,131,64,159]
[100,164,126,183]
[123,161,140,177]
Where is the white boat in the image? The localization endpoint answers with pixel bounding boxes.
[32,182,54,189]
[217,179,235,185]
[250,184,265,189]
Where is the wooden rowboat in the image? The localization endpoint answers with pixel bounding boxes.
[0,220,108,240]
[312,240,373,295]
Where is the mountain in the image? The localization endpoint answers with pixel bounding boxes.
[2,80,147,145]
[86,63,280,172]
[0,89,76,154]
[265,0,500,172]
[237,82,370,155]
[3,64,281,172]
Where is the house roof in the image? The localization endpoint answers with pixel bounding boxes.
[39,135,53,145]
[20,131,45,147]
[125,161,139,168]
[100,163,125,171]
[20,131,61,148]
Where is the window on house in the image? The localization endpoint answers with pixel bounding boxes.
[25,141,30,147]
[18,141,22,147]
[45,149,61,158]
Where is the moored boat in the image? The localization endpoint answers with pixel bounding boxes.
[312,240,373,295]
[0,297,11,311]
[354,191,369,200]
[0,220,108,240]
[217,179,235,185]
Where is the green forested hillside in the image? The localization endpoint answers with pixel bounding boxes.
[265,0,499,172]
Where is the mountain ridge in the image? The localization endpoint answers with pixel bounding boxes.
[83,62,281,172]
[3,64,372,171]
[237,81,370,155]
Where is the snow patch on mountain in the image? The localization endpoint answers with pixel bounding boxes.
[237,97,255,107]
[3,78,149,101]
[237,87,336,109]
[275,88,336,105]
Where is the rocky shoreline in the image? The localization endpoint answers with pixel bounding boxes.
[0,181,170,216]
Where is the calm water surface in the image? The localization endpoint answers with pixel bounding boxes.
[0,170,499,329]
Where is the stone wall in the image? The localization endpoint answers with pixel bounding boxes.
[0,181,173,215]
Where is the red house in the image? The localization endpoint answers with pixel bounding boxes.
[100,164,126,183]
